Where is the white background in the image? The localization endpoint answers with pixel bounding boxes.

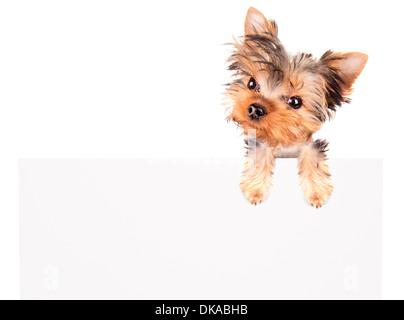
[0,0,403,299]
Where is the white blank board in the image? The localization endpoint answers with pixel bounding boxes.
[20,158,382,300]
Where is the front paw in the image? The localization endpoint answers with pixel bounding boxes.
[240,181,269,205]
[303,186,334,208]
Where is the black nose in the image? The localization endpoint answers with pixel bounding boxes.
[248,104,266,120]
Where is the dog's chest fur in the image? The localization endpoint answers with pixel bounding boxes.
[273,144,303,158]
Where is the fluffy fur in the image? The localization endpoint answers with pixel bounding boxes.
[226,7,368,207]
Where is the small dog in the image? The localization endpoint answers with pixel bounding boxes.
[225,7,368,207]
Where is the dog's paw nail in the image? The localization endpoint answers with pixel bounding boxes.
[242,191,265,206]
[309,197,326,208]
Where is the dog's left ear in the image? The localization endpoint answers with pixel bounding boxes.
[321,51,368,99]
[245,7,278,37]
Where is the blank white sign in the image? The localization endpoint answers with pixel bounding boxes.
[20,158,382,300]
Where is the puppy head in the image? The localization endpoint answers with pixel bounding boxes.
[226,7,368,147]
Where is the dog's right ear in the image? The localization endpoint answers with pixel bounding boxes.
[245,7,278,37]
[320,51,368,106]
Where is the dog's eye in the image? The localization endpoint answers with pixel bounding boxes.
[247,77,257,90]
[288,96,303,109]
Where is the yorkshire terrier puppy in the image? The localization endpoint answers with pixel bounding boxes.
[226,8,367,207]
